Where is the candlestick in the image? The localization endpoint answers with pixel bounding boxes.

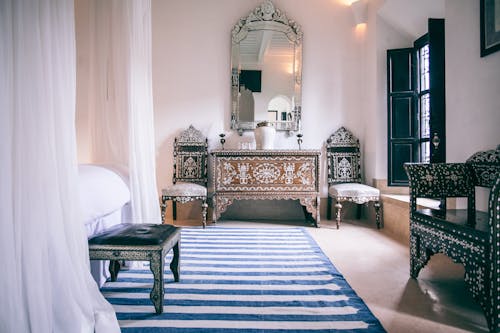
[297,133,303,150]
[219,133,226,150]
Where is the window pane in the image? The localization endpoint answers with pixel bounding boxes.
[421,141,430,163]
[420,93,430,139]
[418,43,431,165]
[419,45,429,91]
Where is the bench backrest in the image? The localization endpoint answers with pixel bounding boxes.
[404,163,475,199]
[404,163,476,219]
[466,148,500,188]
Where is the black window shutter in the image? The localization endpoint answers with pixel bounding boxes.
[387,48,419,186]
[427,18,446,163]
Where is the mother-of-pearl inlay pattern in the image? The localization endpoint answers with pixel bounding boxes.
[212,150,320,227]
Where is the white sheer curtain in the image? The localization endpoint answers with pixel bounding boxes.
[0,0,119,332]
[82,0,160,224]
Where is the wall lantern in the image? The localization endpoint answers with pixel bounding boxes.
[350,0,367,25]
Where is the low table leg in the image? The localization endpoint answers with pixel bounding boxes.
[109,260,121,282]
[170,241,180,282]
[149,252,164,314]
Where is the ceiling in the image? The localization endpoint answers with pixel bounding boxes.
[377,0,445,39]
[239,30,294,66]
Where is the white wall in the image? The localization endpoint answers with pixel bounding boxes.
[370,15,414,182]
[76,0,499,220]
[363,0,500,187]
[152,0,364,202]
[445,0,500,162]
[363,0,414,184]
[75,0,92,163]
[445,0,500,210]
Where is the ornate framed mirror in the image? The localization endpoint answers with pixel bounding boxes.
[230,0,303,135]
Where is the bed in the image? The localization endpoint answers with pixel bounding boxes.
[78,164,131,287]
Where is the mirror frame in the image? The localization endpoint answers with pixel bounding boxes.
[230,0,303,135]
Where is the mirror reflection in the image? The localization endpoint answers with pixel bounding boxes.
[231,1,302,134]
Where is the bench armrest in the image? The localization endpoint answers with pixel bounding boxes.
[488,176,500,331]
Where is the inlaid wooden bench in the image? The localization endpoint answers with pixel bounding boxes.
[88,223,181,314]
[405,148,500,332]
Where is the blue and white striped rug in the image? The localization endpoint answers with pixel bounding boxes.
[101,227,386,332]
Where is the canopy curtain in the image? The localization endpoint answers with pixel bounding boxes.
[82,0,161,224]
[0,0,119,332]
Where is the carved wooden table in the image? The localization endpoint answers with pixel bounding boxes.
[211,149,321,227]
[88,224,181,314]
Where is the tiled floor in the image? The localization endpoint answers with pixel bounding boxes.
[167,217,489,333]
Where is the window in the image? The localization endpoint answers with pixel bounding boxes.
[387,19,445,186]
[417,42,431,163]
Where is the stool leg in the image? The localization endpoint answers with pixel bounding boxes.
[201,200,208,228]
[173,200,177,220]
[315,196,320,228]
[170,241,180,282]
[212,196,218,224]
[149,251,164,314]
[335,200,343,229]
[109,260,121,282]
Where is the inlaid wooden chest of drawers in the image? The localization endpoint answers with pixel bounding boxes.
[211,149,321,226]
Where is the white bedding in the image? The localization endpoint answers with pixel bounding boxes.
[79,164,130,229]
[78,164,131,286]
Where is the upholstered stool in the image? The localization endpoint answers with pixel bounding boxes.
[88,223,181,314]
[160,125,208,227]
[326,127,383,229]
[328,183,381,229]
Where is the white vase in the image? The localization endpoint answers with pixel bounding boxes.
[254,121,276,149]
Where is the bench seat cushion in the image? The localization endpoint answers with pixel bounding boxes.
[88,223,179,246]
[414,208,489,242]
